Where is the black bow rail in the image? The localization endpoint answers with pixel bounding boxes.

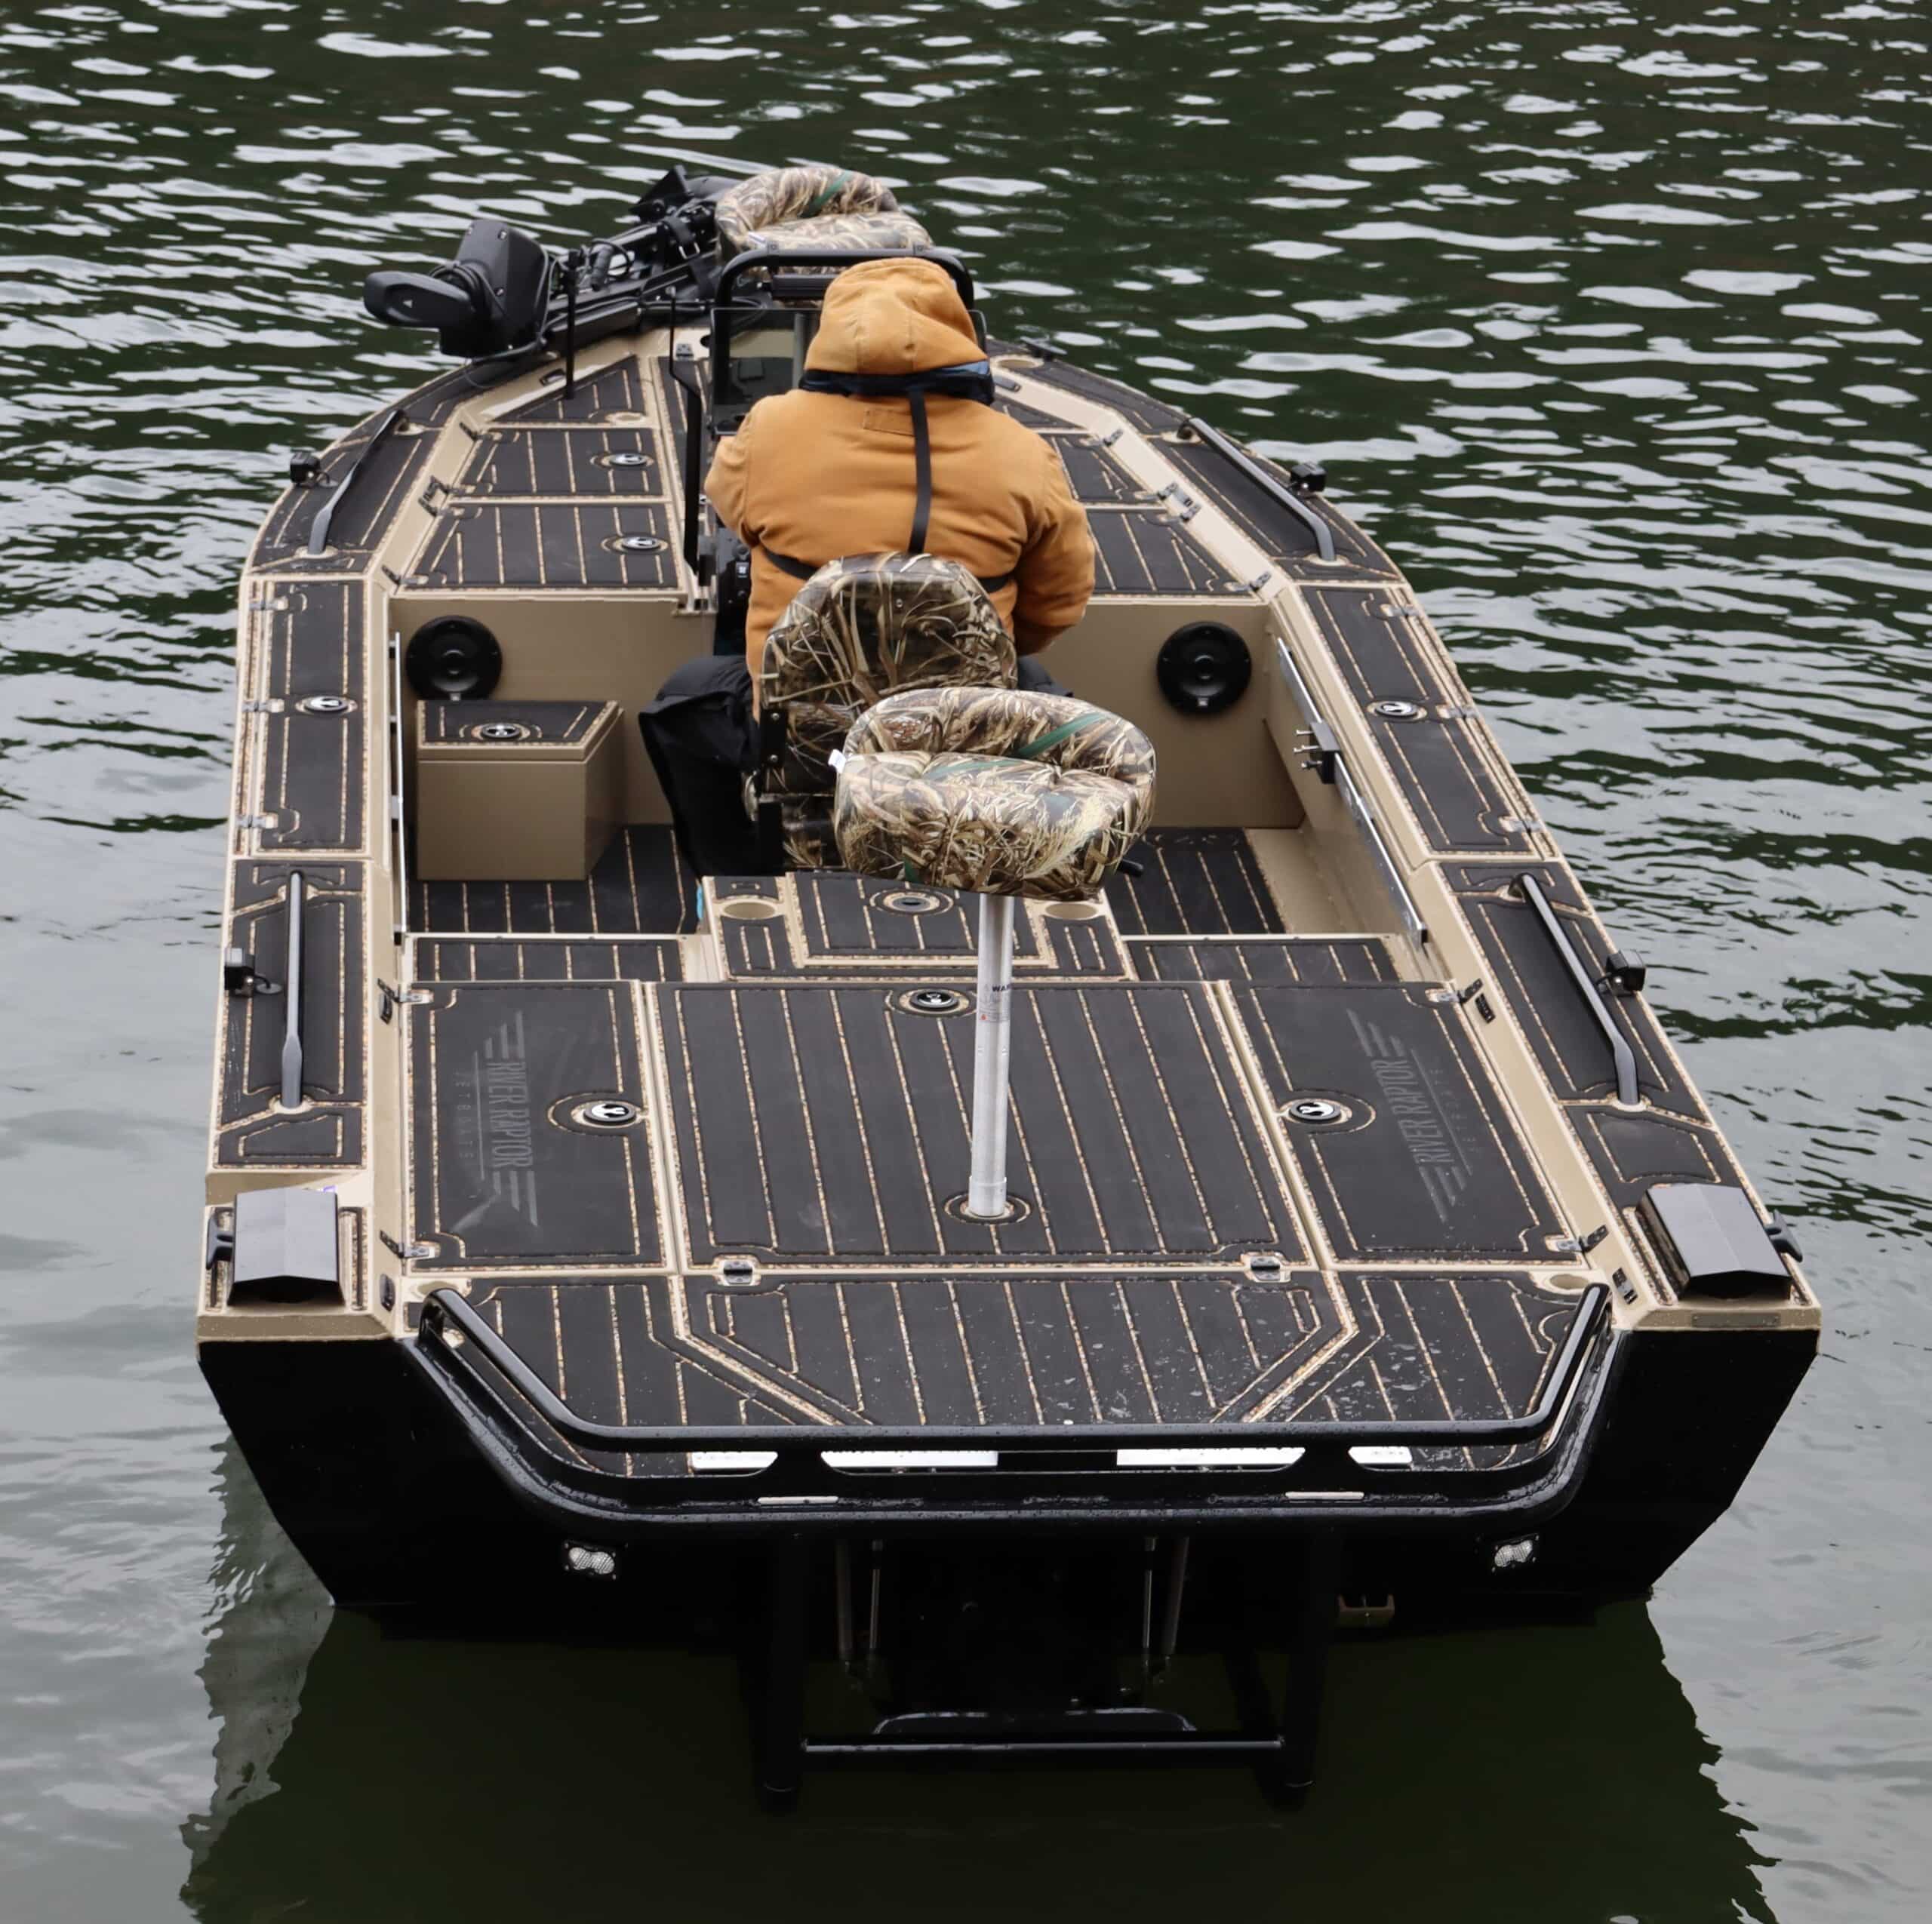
[419,1281,1610,1469]
[712,244,976,315]
[1516,871,1640,1107]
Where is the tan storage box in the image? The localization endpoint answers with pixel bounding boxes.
[414,699,623,881]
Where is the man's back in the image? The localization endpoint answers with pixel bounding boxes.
[705,260,1095,676]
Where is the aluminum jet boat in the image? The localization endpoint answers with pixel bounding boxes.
[200,164,1817,1802]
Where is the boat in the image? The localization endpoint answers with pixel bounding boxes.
[199,162,1818,1803]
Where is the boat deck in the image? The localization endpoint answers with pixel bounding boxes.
[398,829,1602,1477]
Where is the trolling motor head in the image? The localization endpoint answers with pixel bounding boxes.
[363,215,553,360]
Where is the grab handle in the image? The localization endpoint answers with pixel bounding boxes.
[280,870,306,1108]
[1516,871,1638,1107]
[307,407,402,556]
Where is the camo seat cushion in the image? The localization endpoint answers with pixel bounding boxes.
[832,688,1156,902]
[759,553,1016,795]
[715,165,933,257]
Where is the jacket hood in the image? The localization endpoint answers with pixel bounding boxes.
[804,258,983,377]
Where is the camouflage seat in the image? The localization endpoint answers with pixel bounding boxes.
[832,687,1156,902]
[754,552,1017,868]
[715,164,932,258]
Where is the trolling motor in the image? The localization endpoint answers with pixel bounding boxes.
[363,216,554,360]
[361,168,732,363]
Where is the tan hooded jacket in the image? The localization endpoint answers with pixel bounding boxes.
[704,258,1095,678]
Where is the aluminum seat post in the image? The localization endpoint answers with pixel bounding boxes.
[965,891,1017,1219]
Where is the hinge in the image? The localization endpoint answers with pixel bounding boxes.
[377,979,432,1022]
[237,812,278,831]
[1238,570,1275,596]
[378,1229,438,1262]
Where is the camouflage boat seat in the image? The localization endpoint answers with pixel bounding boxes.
[833,687,1156,902]
[754,552,1017,869]
[714,164,933,258]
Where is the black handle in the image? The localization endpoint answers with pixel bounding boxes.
[1517,872,1638,1107]
[1180,416,1337,564]
[280,870,306,1108]
[715,246,975,314]
[420,1281,1607,1455]
[307,408,403,557]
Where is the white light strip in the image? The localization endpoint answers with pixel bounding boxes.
[1349,1445,1414,1467]
[1115,1446,1306,1469]
[688,1450,777,1473]
[822,1449,1001,1471]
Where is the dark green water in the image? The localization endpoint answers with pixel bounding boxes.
[2,2,1927,1917]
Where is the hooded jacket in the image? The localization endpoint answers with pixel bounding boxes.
[704,258,1095,678]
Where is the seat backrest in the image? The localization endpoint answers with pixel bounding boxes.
[758,552,1017,798]
[715,165,932,257]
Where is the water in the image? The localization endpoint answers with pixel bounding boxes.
[1,1,1926,1916]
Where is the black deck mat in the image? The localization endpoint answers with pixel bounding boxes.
[1305,589,1532,856]
[500,359,647,423]
[1020,359,1186,435]
[1106,830,1285,936]
[1051,433,1148,505]
[1572,1104,1743,1215]
[413,826,698,936]
[463,1266,1584,1457]
[1130,939,1395,986]
[455,426,661,497]
[415,501,677,590]
[251,580,365,853]
[712,874,1125,979]
[1163,440,1399,579]
[658,983,1301,1267]
[414,938,681,984]
[1090,508,1247,597]
[1274,1272,1587,1425]
[407,982,660,1268]
[1233,982,1563,1262]
[216,863,365,1169]
[1455,865,1705,1119]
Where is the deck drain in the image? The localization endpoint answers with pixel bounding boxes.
[896,987,971,1017]
[1370,699,1423,721]
[298,694,352,715]
[472,720,534,742]
[872,887,949,916]
[574,1099,641,1129]
[1285,1097,1351,1126]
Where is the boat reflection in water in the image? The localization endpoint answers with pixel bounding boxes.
[180,1458,1775,1924]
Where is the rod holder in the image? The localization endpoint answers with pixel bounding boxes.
[965,892,1017,1220]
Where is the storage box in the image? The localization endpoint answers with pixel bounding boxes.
[415,699,623,881]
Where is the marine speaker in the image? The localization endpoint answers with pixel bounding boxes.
[405,617,503,700]
[1156,621,1252,715]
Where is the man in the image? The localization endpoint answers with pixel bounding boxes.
[643,257,1095,873]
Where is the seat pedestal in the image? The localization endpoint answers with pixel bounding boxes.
[965,893,1017,1220]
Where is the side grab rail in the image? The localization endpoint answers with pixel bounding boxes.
[1515,871,1640,1107]
[420,1283,1608,1456]
[1180,415,1337,564]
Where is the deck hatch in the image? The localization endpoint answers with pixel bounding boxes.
[1232,983,1563,1262]
[249,581,366,853]
[217,863,365,1168]
[657,983,1303,1267]
[408,982,661,1268]
[415,502,677,590]
[456,426,661,497]
[1090,509,1249,598]
[1306,589,1533,855]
